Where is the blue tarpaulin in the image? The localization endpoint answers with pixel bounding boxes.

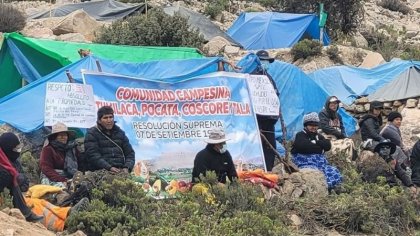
[237,53,356,140]
[227,12,330,50]
[308,60,420,105]
[0,56,222,132]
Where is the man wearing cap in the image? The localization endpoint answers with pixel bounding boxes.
[192,129,237,184]
[84,106,135,173]
[251,50,279,171]
[319,96,346,140]
[291,112,342,190]
[40,122,79,187]
[359,101,386,151]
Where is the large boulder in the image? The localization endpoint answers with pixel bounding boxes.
[280,168,328,199]
[52,9,103,41]
[202,36,231,56]
[359,51,385,68]
[56,33,89,43]
[0,211,54,236]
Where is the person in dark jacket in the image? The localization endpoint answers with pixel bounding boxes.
[411,137,420,187]
[40,122,79,187]
[291,112,341,189]
[380,111,405,148]
[0,132,43,222]
[359,101,386,151]
[250,50,279,171]
[192,129,237,184]
[319,96,346,139]
[374,140,416,193]
[84,106,135,173]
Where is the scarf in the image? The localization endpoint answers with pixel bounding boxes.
[50,140,78,178]
[0,148,18,186]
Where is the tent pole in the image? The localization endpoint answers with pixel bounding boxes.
[65,70,75,83]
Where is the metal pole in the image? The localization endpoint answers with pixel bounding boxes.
[320,27,324,45]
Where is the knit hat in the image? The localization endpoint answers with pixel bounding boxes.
[0,132,20,153]
[97,106,114,120]
[387,111,402,122]
[303,112,320,126]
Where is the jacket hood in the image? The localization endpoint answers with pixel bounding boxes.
[324,96,339,118]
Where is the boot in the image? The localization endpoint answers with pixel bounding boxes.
[68,197,89,217]
[25,212,44,222]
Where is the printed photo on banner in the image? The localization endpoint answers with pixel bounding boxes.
[83,71,265,182]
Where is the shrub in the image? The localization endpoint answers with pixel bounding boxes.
[278,0,364,38]
[0,4,26,33]
[95,8,205,48]
[401,45,420,61]
[378,0,411,15]
[326,45,343,64]
[249,0,279,8]
[20,151,40,184]
[290,39,322,61]
[0,189,13,210]
[204,0,229,19]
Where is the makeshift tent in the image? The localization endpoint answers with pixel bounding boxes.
[163,5,240,46]
[29,0,147,21]
[237,53,356,140]
[0,56,222,132]
[227,12,330,50]
[368,65,420,102]
[308,60,420,105]
[0,32,203,97]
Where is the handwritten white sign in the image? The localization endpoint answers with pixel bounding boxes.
[44,82,96,128]
[247,75,280,116]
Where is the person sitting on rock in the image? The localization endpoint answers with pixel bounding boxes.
[84,106,135,173]
[0,132,43,222]
[359,101,386,151]
[40,122,80,188]
[373,140,416,194]
[291,112,342,190]
[319,96,346,140]
[380,111,411,171]
[192,129,237,184]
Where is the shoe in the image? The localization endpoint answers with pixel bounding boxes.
[26,212,44,222]
[69,197,89,217]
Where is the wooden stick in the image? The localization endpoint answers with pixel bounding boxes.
[260,131,299,173]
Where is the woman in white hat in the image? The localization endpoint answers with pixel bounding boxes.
[40,122,78,188]
[192,129,237,184]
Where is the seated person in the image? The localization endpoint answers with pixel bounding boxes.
[192,129,237,184]
[359,101,386,151]
[84,106,135,173]
[319,96,346,139]
[380,111,410,167]
[374,140,416,193]
[291,112,342,189]
[0,132,43,222]
[40,122,79,188]
[411,137,420,187]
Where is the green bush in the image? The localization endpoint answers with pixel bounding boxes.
[378,0,411,14]
[20,151,40,184]
[0,4,26,33]
[278,0,364,38]
[401,45,420,61]
[95,8,205,48]
[204,0,229,19]
[326,45,343,64]
[0,189,13,210]
[290,39,322,61]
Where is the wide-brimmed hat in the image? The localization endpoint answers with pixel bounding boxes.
[373,140,396,155]
[256,50,274,63]
[46,122,76,140]
[370,101,383,110]
[204,129,230,144]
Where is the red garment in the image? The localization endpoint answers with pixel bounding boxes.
[40,145,67,182]
[0,148,18,186]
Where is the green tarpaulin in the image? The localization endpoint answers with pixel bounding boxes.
[0,32,203,97]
